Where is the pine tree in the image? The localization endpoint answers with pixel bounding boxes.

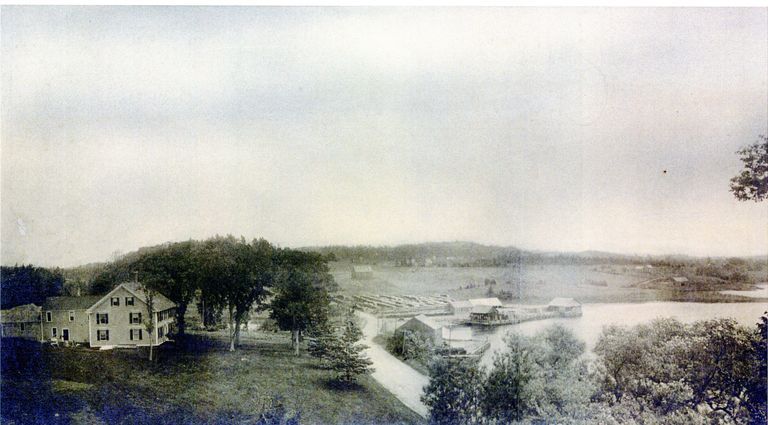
[307,320,338,368]
[329,316,374,384]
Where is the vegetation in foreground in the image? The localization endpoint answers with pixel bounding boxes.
[421,314,767,425]
[1,333,422,425]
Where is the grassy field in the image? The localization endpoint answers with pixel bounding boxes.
[332,262,766,304]
[1,334,424,425]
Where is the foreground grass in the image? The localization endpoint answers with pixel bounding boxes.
[1,335,424,425]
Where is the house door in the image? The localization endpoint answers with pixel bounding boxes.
[62,329,69,341]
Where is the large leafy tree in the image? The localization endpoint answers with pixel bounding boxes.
[422,357,487,425]
[269,249,333,355]
[198,236,275,351]
[730,135,768,202]
[135,240,201,336]
[593,317,764,423]
[0,265,64,309]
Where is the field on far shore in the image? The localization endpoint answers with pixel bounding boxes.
[331,262,765,304]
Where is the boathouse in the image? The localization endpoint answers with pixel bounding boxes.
[469,305,507,323]
[547,298,582,316]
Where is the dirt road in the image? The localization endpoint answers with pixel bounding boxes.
[358,312,430,419]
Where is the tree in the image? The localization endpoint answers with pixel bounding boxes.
[136,241,201,337]
[198,236,275,351]
[306,319,338,368]
[387,330,432,361]
[0,265,64,309]
[748,313,767,424]
[327,314,374,384]
[730,135,768,202]
[269,249,333,355]
[142,282,157,361]
[482,333,543,422]
[593,317,763,423]
[422,357,487,425]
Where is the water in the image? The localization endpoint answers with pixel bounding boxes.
[478,302,768,367]
[720,283,768,299]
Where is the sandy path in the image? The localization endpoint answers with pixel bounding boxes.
[358,312,430,419]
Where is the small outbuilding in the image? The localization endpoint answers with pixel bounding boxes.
[351,265,374,280]
[547,298,582,317]
[671,277,689,286]
[395,314,443,346]
[0,304,41,339]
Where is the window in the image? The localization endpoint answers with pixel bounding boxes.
[158,326,165,338]
[125,297,134,306]
[129,312,142,324]
[46,311,52,322]
[20,323,25,331]
[96,313,109,324]
[130,328,143,341]
[69,311,75,321]
[110,297,120,306]
[51,327,57,337]
[97,329,109,341]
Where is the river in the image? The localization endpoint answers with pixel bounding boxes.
[477,301,767,367]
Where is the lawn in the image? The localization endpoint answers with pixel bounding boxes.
[1,335,424,425]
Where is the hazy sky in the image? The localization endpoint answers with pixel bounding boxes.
[2,7,767,267]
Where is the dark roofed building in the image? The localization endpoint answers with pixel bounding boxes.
[395,314,443,346]
[43,296,103,311]
[351,265,374,280]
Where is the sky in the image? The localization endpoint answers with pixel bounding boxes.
[1,7,767,267]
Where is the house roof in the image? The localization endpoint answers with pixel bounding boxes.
[118,282,176,311]
[471,305,497,314]
[469,298,502,307]
[672,277,689,283]
[1,303,41,323]
[43,296,103,311]
[402,314,441,331]
[352,265,373,273]
[86,282,176,313]
[449,300,472,309]
[548,297,581,307]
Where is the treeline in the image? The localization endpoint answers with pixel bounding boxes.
[129,236,338,352]
[303,242,768,270]
[0,265,64,309]
[423,315,767,425]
